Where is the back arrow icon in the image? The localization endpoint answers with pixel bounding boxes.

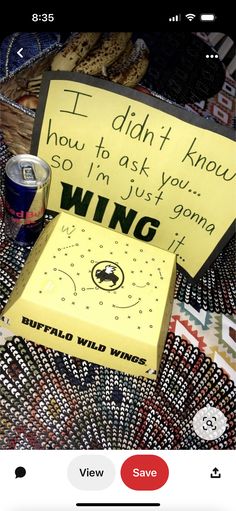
[17,48,24,58]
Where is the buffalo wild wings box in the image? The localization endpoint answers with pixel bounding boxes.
[1,212,176,379]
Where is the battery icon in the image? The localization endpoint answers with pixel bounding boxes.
[200,13,216,21]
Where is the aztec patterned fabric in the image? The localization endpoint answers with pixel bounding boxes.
[0,333,235,449]
[170,301,236,383]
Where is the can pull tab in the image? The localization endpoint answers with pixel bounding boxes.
[20,162,36,182]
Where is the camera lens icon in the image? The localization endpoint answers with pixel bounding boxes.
[202,417,217,431]
[193,406,227,441]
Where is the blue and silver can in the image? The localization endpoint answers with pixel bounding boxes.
[5,154,51,246]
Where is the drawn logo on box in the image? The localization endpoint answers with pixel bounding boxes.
[91,261,124,291]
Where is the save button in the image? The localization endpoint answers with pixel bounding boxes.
[121,455,169,490]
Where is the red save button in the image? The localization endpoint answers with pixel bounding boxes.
[121,455,169,490]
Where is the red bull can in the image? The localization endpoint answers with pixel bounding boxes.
[5,154,51,246]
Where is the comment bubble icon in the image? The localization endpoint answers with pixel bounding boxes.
[15,466,26,479]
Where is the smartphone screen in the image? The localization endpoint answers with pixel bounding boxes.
[0,6,235,511]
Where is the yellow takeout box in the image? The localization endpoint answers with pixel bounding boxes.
[1,212,176,378]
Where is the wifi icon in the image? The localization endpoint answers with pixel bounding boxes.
[185,13,196,21]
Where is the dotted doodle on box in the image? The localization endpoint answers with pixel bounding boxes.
[36,223,169,333]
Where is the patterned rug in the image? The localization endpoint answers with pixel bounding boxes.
[0,333,235,449]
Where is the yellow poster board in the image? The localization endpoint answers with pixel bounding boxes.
[32,72,236,280]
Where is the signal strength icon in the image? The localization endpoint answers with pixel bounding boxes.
[185,13,196,21]
[169,14,181,22]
